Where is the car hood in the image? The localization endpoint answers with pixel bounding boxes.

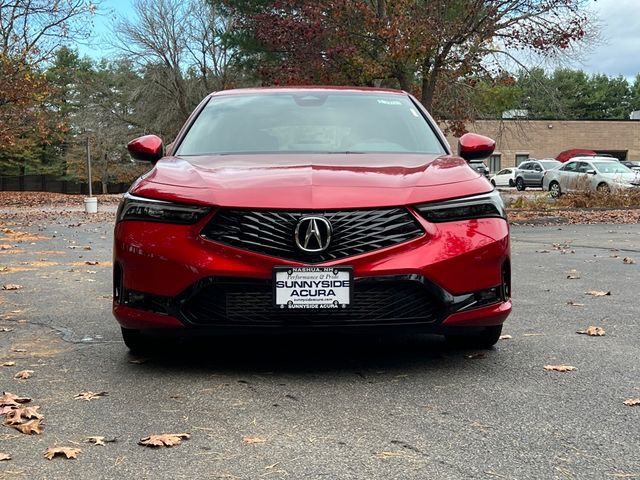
[130,153,492,209]
[602,172,640,184]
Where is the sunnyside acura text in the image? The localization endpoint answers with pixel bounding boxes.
[113,87,511,353]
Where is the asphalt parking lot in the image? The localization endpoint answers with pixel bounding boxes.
[1,206,639,479]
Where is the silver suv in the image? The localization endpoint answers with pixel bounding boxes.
[514,159,561,190]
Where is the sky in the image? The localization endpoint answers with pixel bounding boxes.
[79,0,640,80]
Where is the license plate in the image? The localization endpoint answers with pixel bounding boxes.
[273,266,352,309]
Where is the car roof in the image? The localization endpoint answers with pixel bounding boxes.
[568,156,617,162]
[210,86,407,97]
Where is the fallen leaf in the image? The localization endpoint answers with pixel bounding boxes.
[14,370,33,380]
[138,433,190,447]
[44,447,81,460]
[84,261,99,265]
[0,452,10,461]
[0,392,31,407]
[499,334,512,340]
[566,275,581,279]
[576,326,605,336]
[1,361,16,367]
[622,257,636,264]
[74,391,108,401]
[567,301,585,306]
[10,418,43,434]
[623,398,640,406]
[0,327,13,332]
[0,245,13,250]
[544,365,577,372]
[536,249,550,253]
[585,290,611,297]
[4,406,43,425]
[242,436,267,444]
[11,348,26,353]
[1,284,22,291]
[87,436,116,446]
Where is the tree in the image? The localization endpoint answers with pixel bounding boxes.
[219,0,594,124]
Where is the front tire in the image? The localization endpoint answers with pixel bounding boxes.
[508,179,515,187]
[597,182,610,193]
[515,178,525,191]
[549,181,561,198]
[445,325,503,349]
[121,327,153,354]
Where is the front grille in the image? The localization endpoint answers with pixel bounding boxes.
[200,208,423,262]
[180,278,445,327]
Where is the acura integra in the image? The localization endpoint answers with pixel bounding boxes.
[113,87,511,352]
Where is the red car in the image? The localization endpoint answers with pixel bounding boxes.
[113,87,511,352]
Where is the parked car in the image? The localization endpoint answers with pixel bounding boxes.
[489,168,516,187]
[542,156,640,198]
[514,159,562,190]
[620,160,640,172]
[114,87,511,352]
[469,160,490,177]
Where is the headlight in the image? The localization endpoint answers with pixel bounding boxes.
[116,193,211,224]
[414,190,506,223]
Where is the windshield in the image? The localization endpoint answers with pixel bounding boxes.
[540,160,561,170]
[176,92,447,156]
[593,162,633,174]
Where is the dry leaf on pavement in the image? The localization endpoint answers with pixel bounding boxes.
[84,261,99,265]
[14,370,33,380]
[0,452,11,461]
[576,326,605,336]
[499,334,512,340]
[138,433,190,447]
[243,436,267,444]
[1,284,22,291]
[10,418,43,435]
[1,361,16,367]
[585,290,611,297]
[87,436,116,446]
[623,398,640,406]
[622,257,636,264]
[0,244,13,250]
[567,301,585,306]
[74,391,107,401]
[566,274,581,279]
[544,365,577,372]
[44,447,81,460]
[0,392,31,407]
[4,406,43,425]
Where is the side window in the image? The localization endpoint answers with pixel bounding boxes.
[519,162,529,170]
[533,163,542,172]
[577,162,590,173]
[497,169,509,175]
[562,162,578,172]
[515,153,529,166]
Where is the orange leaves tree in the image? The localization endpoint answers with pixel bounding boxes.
[218,0,592,125]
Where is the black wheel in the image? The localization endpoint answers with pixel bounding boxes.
[121,327,153,354]
[490,179,496,187]
[445,325,503,349]
[549,181,561,198]
[515,177,525,191]
[508,179,515,187]
[597,182,610,193]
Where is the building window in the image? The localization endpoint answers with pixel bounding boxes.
[489,154,501,173]
[515,153,529,166]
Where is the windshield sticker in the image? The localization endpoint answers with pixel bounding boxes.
[409,108,420,118]
[377,99,402,105]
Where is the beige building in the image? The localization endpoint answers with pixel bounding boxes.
[444,120,640,172]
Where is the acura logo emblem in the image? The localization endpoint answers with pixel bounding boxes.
[294,216,332,253]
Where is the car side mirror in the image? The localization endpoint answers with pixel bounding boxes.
[127,135,164,163]
[458,133,496,162]
[586,169,596,175]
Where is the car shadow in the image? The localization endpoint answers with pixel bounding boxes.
[123,333,501,376]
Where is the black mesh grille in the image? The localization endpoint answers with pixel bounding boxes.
[180,278,445,327]
[200,208,423,262]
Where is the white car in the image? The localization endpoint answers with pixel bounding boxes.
[542,157,640,198]
[489,168,516,187]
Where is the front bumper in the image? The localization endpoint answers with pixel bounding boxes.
[113,213,511,332]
